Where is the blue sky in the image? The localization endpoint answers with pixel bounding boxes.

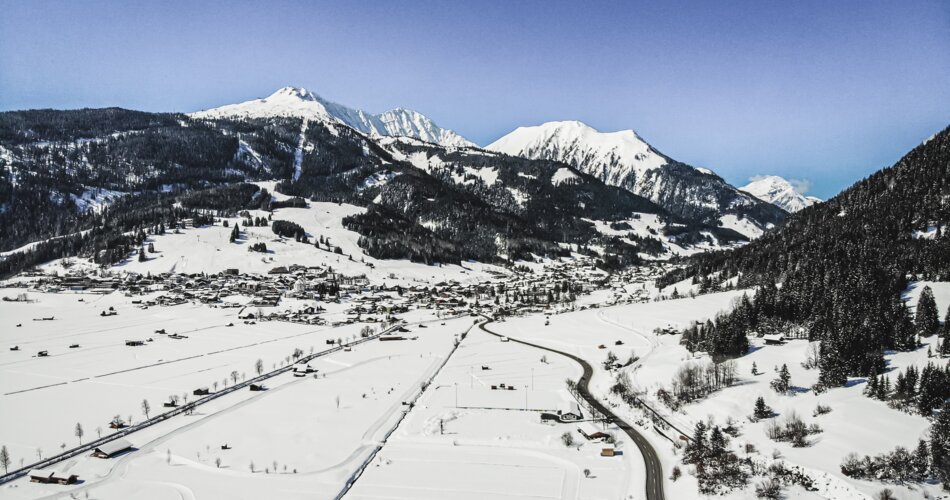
[1,0,948,199]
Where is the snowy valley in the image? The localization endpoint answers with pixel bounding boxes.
[0,88,948,500]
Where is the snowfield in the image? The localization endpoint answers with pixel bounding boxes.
[486,286,950,500]
[0,299,470,500]
[2,240,947,500]
[348,325,637,500]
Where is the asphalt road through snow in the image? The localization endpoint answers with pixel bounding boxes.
[479,320,665,500]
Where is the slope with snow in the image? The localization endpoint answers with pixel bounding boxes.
[487,121,787,236]
[740,175,821,213]
[190,87,475,148]
[488,121,668,187]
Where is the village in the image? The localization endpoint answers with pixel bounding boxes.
[6,256,669,332]
[0,255,683,499]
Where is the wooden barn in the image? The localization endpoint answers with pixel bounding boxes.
[28,469,78,484]
[92,438,133,458]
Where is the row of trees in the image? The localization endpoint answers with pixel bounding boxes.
[657,359,738,408]
[866,361,950,416]
[841,401,950,488]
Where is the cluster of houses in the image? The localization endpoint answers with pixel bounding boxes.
[28,438,134,486]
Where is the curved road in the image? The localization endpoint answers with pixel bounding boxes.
[479,320,665,500]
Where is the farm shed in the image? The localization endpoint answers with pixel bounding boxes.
[92,438,133,458]
[28,469,78,484]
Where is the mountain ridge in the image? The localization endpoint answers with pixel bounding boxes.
[487,120,787,234]
[739,175,820,213]
[191,87,476,148]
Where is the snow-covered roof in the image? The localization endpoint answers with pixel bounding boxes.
[95,437,133,456]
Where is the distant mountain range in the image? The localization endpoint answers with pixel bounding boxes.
[740,175,821,213]
[0,85,849,275]
[487,120,787,232]
[191,87,475,148]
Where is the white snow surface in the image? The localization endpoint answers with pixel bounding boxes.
[487,121,668,187]
[0,295,469,500]
[550,167,579,186]
[491,289,950,500]
[190,87,475,148]
[740,175,821,213]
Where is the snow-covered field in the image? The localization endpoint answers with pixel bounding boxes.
[489,286,950,500]
[348,325,637,500]
[2,266,946,500]
[0,288,472,499]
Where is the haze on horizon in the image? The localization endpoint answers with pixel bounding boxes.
[1,0,948,199]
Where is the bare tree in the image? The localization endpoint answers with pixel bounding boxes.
[0,445,10,474]
[166,449,171,464]
[336,395,341,409]
[231,370,239,384]
[75,422,84,445]
[96,426,102,439]
[561,432,574,447]
[215,457,222,468]
[141,399,151,419]
[255,359,264,376]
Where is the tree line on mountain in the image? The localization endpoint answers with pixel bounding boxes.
[0,110,293,253]
[1,107,793,277]
[661,126,950,389]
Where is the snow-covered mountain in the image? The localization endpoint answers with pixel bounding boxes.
[488,121,668,186]
[740,175,821,213]
[487,121,787,230]
[191,87,476,148]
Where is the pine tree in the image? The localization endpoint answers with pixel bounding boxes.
[684,421,708,473]
[865,366,879,396]
[941,305,950,350]
[913,439,930,480]
[874,374,888,400]
[753,396,772,419]
[896,302,917,351]
[709,426,727,466]
[771,364,791,394]
[931,401,950,490]
[916,287,941,337]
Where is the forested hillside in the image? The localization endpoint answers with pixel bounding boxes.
[664,126,950,387]
[0,107,764,278]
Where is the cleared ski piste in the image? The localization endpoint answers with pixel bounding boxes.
[488,286,950,500]
[348,324,635,500]
[0,290,467,500]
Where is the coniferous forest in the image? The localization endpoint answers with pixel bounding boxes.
[662,126,950,387]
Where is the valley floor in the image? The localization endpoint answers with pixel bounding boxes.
[1,282,948,499]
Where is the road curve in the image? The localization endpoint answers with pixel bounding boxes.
[479,320,665,500]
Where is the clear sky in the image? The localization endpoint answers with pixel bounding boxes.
[1,0,948,199]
